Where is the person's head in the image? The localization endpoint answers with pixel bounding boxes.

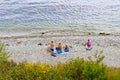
[51,41,54,43]
[88,39,90,41]
[58,43,61,45]
[64,44,68,49]
[50,41,54,48]
[58,43,62,50]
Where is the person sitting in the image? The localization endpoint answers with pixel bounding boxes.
[47,41,56,57]
[85,39,92,50]
[63,44,69,52]
[56,43,63,54]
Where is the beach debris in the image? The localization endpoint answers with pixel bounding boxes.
[5,44,9,46]
[38,43,42,46]
[99,33,110,36]
[41,32,45,34]
[69,45,73,48]
[17,41,21,44]
[74,41,79,45]
[99,33,106,35]
[88,32,91,35]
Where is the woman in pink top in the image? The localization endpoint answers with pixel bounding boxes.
[86,39,92,50]
[87,39,91,47]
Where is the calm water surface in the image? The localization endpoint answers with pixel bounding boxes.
[0,0,120,36]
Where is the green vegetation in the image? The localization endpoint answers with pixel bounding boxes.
[0,42,10,63]
[0,42,120,80]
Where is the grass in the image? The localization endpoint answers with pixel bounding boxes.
[0,42,10,63]
[0,41,120,80]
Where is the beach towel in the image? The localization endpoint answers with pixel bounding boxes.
[53,47,70,54]
[64,49,69,52]
[57,50,63,54]
[85,46,92,50]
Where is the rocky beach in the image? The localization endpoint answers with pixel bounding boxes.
[1,29,120,68]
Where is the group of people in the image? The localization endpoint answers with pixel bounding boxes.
[47,41,69,57]
[47,39,92,57]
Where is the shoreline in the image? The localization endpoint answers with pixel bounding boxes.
[0,26,120,38]
[0,30,119,40]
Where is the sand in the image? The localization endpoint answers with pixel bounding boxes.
[0,30,120,68]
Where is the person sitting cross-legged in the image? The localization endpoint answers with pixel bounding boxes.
[63,44,69,52]
[85,39,92,50]
[47,41,56,57]
[56,43,63,54]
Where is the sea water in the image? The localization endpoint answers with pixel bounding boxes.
[0,0,120,36]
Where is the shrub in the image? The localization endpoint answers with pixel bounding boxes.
[0,42,10,63]
[0,43,120,80]
[106,68,120,80]
[63,57,107,80]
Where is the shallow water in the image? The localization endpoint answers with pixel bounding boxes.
[0,0,120,36]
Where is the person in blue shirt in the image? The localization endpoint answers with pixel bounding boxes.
[63,44,69,52]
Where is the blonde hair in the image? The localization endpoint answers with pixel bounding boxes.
[57,43,62,50]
